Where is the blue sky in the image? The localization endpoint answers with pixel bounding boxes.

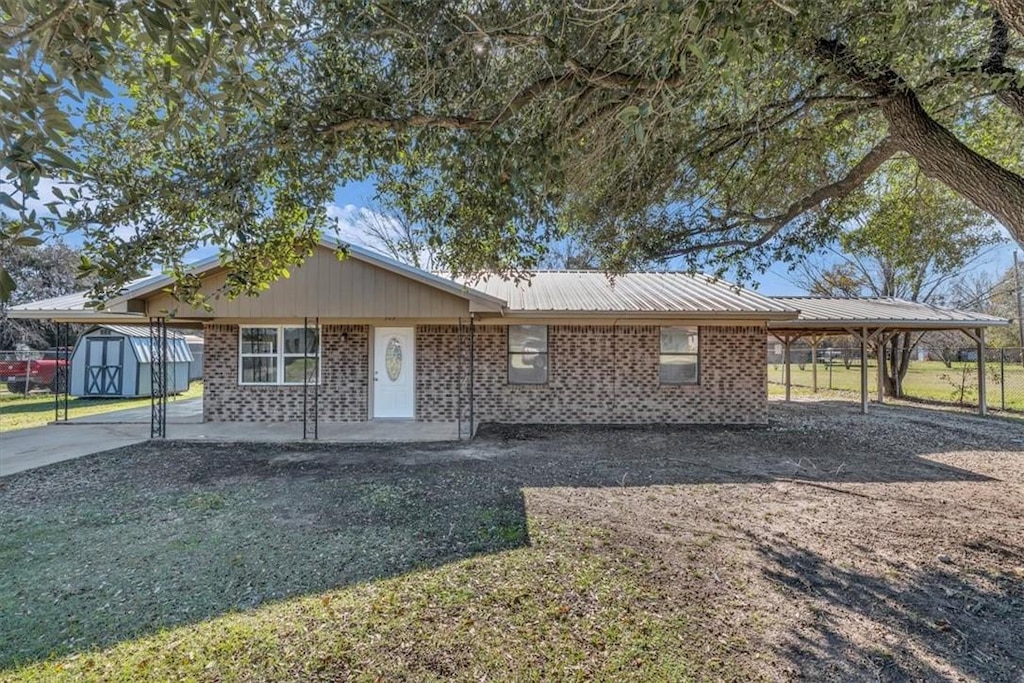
[12,174,1019,296]
[325,179,1020,296]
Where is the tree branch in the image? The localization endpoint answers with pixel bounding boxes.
[815,37,1024,245]
[982,13,1024,120]
[728,137,899,229]
[991,0,1024,40]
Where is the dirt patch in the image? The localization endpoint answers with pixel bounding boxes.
[1,400,1022,680]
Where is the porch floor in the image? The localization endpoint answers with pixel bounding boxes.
[61,398,467,442]
[165,420,466,442]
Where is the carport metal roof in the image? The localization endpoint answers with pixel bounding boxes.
[765,296,1011,418]
[767,296,1010,332]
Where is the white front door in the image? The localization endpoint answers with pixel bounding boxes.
[373,327,415,418]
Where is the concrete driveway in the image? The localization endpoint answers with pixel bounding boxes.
[1,397,462,477]
[1,422,150,477]
[1,398,203,477]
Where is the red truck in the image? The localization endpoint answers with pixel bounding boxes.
[0,349,70,394]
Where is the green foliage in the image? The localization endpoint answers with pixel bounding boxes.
[812,161,1003,300]
[3,1,1024,304]
[0,238,95,349]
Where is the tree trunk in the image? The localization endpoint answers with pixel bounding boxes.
[991,0,1024,39]
[882,332,915,397]
[881,92,1024,246]
[816,39,1024,247]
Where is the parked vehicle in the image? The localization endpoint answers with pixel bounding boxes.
[0,349,70,394]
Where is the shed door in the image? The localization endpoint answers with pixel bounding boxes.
[373,327,415,419]
[85,338,123,396]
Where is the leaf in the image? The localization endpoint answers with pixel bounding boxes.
[0,192,21,211]
[617,106,640,124]
[0,267,17,303]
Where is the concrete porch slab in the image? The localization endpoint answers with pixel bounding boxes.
[65,397,203,424]
[165,420,466,443]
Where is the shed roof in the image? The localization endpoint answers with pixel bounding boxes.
[80,325,194,363]
[768,297,1010,331]
[463,271,796,317]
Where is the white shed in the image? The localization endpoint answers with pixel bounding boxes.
[70,325,193,398]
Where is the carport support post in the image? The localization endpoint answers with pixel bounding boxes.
[876,331,887,406]
[783,334,793,402]
[977,327,987,417]
[149,317,168,439]
[860,327,869,414]
[810,336,821,393]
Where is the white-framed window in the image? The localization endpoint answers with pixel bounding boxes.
[508,325,548,384]
[660,326,699,384]
[239,325,320,385]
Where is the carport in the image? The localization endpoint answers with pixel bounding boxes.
[767,297,1012,416]
[5,286,202,438]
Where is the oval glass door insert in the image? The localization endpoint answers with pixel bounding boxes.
[385,337,403,381]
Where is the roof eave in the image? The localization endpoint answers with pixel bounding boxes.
[767,319,1011,330]
[495,309,799,320]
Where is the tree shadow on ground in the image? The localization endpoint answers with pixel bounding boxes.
[0,443,530,669]
[0,402,1020,669]
[756,537,1024,681]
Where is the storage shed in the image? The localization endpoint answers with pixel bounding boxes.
[70,325,193,398]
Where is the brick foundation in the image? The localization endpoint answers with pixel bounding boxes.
[203,323,767,425]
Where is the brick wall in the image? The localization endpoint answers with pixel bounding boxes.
[204,323,766,424]
[416,324,767,425]
[203,324,368,422]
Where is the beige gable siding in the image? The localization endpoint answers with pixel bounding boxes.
[145,247,472,320]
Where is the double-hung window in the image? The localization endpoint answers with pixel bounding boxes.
[508,325,548,384]
[239,325,320,385]
[660,326,699,384]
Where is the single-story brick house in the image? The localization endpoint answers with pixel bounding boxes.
[11,240,802,426]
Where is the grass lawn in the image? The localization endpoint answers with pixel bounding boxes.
[2,406,1022,681]
[767,359,1024,412]
[0,383,203,433]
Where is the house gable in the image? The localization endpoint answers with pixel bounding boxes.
[141,246,489,320]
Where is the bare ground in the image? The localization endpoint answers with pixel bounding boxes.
[2,399,1022,681]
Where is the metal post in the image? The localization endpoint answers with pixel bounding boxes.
[149,317,167,439]
[810,337,819,393]
[456,318,464,440]
[54,325,61,421]
[860,327,869,415]
[314,317,319,440]
[162,321,168,436]
[876,332,886,405]
[783,336,792,402]
[469,316,475,438]
[1014,251,1023,359]
[977,327,987,417]
[62,322,69,421]
[303,317,309,440]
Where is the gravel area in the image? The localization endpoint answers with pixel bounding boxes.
[1,399,1022,680]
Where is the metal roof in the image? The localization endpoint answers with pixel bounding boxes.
[6,277,160,323]
[769,297,1011,330]
[90,324,188,340]
[464,271,797,316]
[8,290,93,312]
[80,325,193,363]
[127,336,193,364]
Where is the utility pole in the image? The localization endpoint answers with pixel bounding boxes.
[1016,251,1024,362]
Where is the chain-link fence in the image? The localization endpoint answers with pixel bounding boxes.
[767,343,1024,413]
